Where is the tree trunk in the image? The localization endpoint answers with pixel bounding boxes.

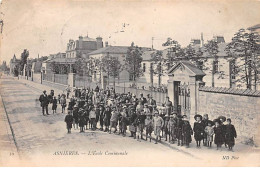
[248,60,252,90]
[212,60,215,87]
[150,68,153,86]
[113,76,116,91]
[158,73,161,86]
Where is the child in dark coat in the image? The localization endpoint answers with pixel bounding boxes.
[64,112,73,133]
[193,115,204,148]
[182,115,193,148]
[214,120,225,150]
[225,118,237,151]
[73,106,79,130]
[78,108,86,133]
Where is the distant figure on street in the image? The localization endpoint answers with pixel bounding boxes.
[57,94,61,104]
[64,112,73,133]
[39,90,50,116]
[60,95,67,113]
[66,85,71,99]
[52,96,57,114]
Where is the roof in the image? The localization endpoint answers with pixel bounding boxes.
[248,24,260,31]
[142,50,156,61]
[83,36,96,42]
[193,42,228,58]
[88,46,129,55]
[44,57,76,64]
[142,49,169,61]
[168,60,206,76]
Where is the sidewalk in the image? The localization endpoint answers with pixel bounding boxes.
[15,76,260,160]
[0,87,20,166]
[17,77,65,96]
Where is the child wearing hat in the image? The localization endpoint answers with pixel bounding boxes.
[120,107,128,137]
[135,111,143,142]
[204,121,214,148]
[193,114,204,148]
[89,107,97,130]
[78,108,86,133]
[109,106,119,134]
[64,112,73,134]
[182,115,193,148]
[145,115,153,142]
[176,115,184,146]
[167,114,177,143]
[225,118,237,151]
[72,105,79,130]
[163,114,170,141]
[152,112,164,144]
[143,103,151,115]
[104,106,112,132]
[214,119,225,150]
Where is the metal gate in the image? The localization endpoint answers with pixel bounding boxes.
[174,81,191,115]
[178,82,191,115]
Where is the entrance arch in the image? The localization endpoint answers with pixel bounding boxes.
[167,61,205,121]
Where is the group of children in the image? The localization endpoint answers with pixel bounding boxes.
[61,86,237,151]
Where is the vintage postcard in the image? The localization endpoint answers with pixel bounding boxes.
[0,0,260,167]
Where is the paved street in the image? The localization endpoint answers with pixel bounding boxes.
[0,75,259,166]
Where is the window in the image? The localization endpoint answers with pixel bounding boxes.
[143,63,146,72]
[150,63,153,72]
[229,59,236,79]
[213,60,219,73]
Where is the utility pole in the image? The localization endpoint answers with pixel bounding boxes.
[152,37,154,50]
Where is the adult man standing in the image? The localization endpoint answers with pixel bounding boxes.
[164,96,173,115]
[39,90,49,116]
[139,93,147,106]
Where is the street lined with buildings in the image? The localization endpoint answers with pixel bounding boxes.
[0,75,259,166]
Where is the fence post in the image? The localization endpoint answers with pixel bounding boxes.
[68,73,76,87]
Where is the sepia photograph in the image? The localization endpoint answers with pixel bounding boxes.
[0,0,260,167]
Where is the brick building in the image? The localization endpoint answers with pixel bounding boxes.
[66,35,103,58]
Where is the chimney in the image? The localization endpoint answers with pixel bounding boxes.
[105,41,108,47]
[201,32,204,47]
[96,36,103,49]
[78,36,83,49]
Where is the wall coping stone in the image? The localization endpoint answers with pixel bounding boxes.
[199,86,260,97]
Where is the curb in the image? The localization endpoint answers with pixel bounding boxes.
[0,91,21,159]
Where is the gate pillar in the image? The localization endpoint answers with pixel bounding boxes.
[167,61,206,122]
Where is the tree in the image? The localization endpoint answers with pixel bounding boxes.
[162,37,185,68]
[101,53,122,89]
[151,50,166,86]
[74,52,86,76]
[183,44,207,70]
[19,49,29,73]
[204,39,219,87]
[50,61,59,74]
[124,42,143,83]
[0,61,8,71]
[226,28,260,89]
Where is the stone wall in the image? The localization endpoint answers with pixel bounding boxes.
[197,86,260,146]
[32,73,41,84]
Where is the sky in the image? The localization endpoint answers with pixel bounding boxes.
[0,0,260,64]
